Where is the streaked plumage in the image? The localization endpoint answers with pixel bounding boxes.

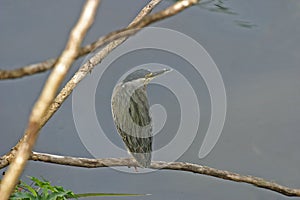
[111,69,169,167]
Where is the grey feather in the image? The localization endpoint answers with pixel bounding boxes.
[111,81,152,167]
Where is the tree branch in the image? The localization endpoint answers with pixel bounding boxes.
[0,1,100,199]
[29,151,300,197]
[0,58,57,79]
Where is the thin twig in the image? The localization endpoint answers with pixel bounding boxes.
[0,1,100,199]
[29,152,300,197]
[0,58,57,79]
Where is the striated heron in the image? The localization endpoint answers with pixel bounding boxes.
[111,68,170,167]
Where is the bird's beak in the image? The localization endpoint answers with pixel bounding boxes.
[146,68,171,79]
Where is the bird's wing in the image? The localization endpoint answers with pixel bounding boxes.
[112,86,152,167]
[128,87,152,130]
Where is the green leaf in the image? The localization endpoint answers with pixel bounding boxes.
[18,180,38,197]
[10,192,37,200]
[10,176,148,200]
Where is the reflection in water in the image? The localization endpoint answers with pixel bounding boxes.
[172,0,257,28]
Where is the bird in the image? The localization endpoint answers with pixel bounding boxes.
[111,68,170,168]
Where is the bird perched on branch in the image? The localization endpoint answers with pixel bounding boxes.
[111,68,170,168]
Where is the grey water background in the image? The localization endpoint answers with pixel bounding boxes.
[1,0,300,199]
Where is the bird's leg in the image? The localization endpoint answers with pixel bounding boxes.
[127,158,139,172]
[126,157,139,172]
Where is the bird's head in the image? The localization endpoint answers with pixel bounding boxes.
[122,68,171,87]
